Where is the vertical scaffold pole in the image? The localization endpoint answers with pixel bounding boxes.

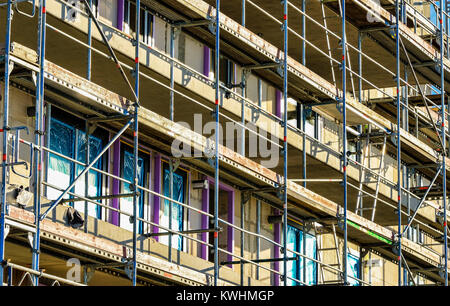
[241,0,245,26]
[440,0,448,287]
[213,0,220,286]
[131,0,140,286]
[341,0,348,286]
[168,159,173,262]
[357,32,362,103]
[240,196,245,285]
[87,0,92,80]
[301,0,306,190]
[301,0,305,65]
[446,0,449,60]
[168,8,176,264]
[32,0,47,286]
[0,0,13,286]
[282,0,288,287]
[170,25,175,122]
[84,121,90,234]
[240,1,246,158]
[395,0,402,287]
[256,199,261,280]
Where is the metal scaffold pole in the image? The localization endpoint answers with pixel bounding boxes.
[241,0,245,26]
[87,0,92,80]
[213,0,220,286]
[0,0,13,286]
[395,0,403,287]
[31,0,47,286]
[131,0,140,286]
[440,0,448,287]
[282,0,288,287]
[341,0,348,286]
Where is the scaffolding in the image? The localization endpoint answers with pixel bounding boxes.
[0,0,449,286]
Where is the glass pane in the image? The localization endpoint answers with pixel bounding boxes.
[160,168,184,251]
[47,119,74,200]
[73,132,103,218]
[304,233,317,285]
[305,111,315,138]
[120,150,145,232]
[347,253,361,286]
[286,225,299,286]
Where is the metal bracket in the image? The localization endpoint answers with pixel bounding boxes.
[390,133,398,146]
[242,69,251,80]
[173,19,211,29]
[208,20,216,35]
[170,158,181,172]
[130,68,137,78]
[243,62,282,71]
[173,26,181,40]
[7,60,14,77]
[4,225,10,239]
[206,157,216,168]
[304,220,313,232]
[87,122,98,135]
[27,232,34,248]
[436,210,445,225]
[251,105,260,123]
[276,186,285,200]
[83,265,95,284]
[435,264,445,279]
[391,238,400,256]
[336,213,345,230]
[29,70,37,87]
[225,82,245,99]
[336,101,343,114]
[124,261,133,280]
[242,191,251,204]
[206,273,214,286]
[360,247,370,258]
[276,62,284,78]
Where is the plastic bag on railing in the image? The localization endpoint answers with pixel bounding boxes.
[66,206,85,229]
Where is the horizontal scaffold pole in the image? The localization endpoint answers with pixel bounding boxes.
[220,256,299,265]
[60,193,135,204]
[143,228,222,237]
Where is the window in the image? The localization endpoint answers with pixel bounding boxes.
[286,98,298,128]
[347,140,357,161]
[73,130,103,218]
[123,0,153,45]
[82,0,98,18]
[211,54,235,87]
[347,252,361,286]
[141,10,153,45]
[47,113,104,219]
[119,143,148,233]
[408,225,424,245]
[304,108,316,138]
[160,161,187,251]
[286,225,300,286]
[286,224,317,286]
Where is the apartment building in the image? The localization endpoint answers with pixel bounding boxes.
[0,0,449,286]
